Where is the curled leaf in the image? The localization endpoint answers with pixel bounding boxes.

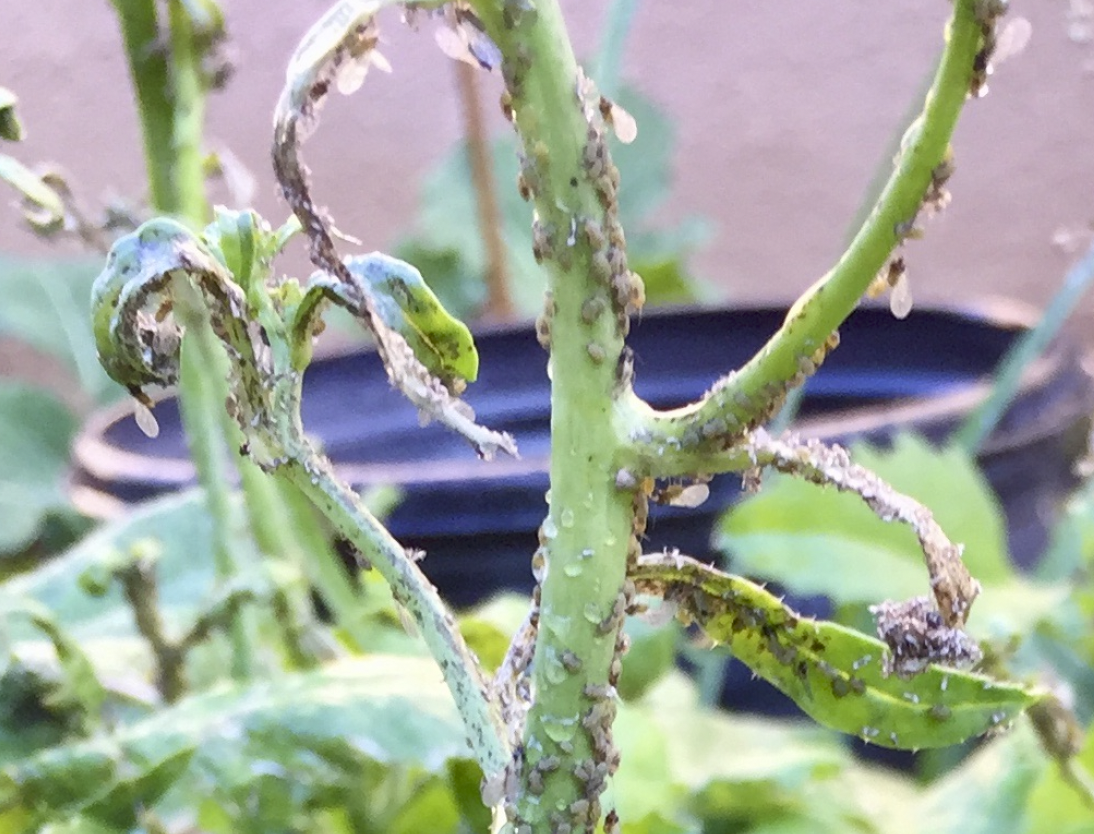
[90,218,244,397]
[633,552,1041,750]
[344,253,478,388]
[272,0,514,459]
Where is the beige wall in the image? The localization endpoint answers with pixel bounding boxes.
[2,1,1093,311]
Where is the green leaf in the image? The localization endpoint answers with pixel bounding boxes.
[616,614,678,700]
[614,673,898,833]
[0,659,73,764]
[0,383,78,553]
[0,256,115,401]
[387,776,460,834]
[0,87,22,142]
[1,490,221,645]
[0,655,469,827]
[635,556,1042,749]
[717,434,1014,607]
[918,724,1047,834]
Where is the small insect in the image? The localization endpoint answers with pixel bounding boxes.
[651,479,711,508]
[434,12,503,70]
[598,96,638,144]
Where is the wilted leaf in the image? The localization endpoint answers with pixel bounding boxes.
[0,655,469,827]
[717,434,1016,609]
[0,382,78,553]
[0,256,114,401]
[634,555,1042,749]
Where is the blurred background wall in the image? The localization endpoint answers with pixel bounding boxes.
[2,0,1093,309]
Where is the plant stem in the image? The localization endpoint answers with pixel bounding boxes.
[113,0,256,678]
[281,454,509,781]
[455,61,514,321]
[616,0,984,468]
[111,0,176,212]
[118,558,187,702]
[165,0,211,225]
[470,2,638,828]
[175,317,255,680]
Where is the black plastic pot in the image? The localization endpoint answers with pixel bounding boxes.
[72,302,1092,729]
[73,302,1092,603]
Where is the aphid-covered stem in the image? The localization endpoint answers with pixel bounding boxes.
[281,452,511,781]
[612,0,984,466]
[468,1,637,829]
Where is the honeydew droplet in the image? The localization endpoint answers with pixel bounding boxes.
[545,654,569,684]
[541,716,577,743]
[560,508,575,528]
[563,563,583,578]
[134,400,160,438]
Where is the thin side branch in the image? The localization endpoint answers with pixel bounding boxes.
[614,0,988,466]
[746,428,980,625]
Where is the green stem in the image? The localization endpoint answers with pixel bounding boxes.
[115,0,264,678]
[166,0,211,225]
[281,455,509,781]
[616,0,983,474]
[175,308,255,680]
[471,2,638,829]
[110,0,175,213]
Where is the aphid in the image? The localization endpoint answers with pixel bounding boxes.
[651,481,711,508]
[435,13,503,70]
[335,47,391,96]
[972,14,1031,97]
[584,218,606,248]
[599,96,638,144]
[586,342,606,364]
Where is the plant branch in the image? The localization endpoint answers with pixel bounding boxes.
[270,0,515,459]
[454,60,514,321]
[614,0,985,466]
[280,454,510,780]
[116,557,187,703]
[468,1,647,829]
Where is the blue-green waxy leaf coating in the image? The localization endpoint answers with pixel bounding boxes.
[90,218,236,393]
[634,554,1041,749]
[342,253,479,387]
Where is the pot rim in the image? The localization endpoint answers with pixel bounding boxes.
[70,297,1083,514]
